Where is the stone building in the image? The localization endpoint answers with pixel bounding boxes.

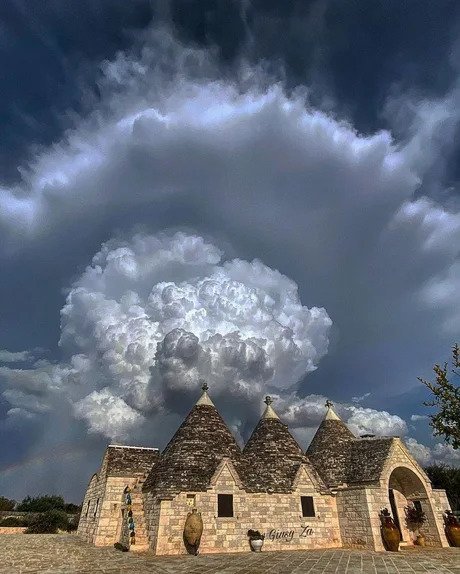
[78,385,451,554]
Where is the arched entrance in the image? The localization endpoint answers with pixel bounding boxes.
[387,466,440,546]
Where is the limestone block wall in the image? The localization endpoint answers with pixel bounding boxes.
[336,487,380,550]
[432,489,451,514]
[0,527,27,534]
[77,470,140,546]
[77,473,107,543]
[92,476,137,547]
[146,463,341,556]
[392,489,412,542]
[143,491,161,551]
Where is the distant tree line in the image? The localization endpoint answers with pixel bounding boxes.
[0,495,81,532]
[424,464,460,512]
[0,494,81,513]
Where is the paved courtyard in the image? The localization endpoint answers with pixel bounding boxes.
[0,535,458,574]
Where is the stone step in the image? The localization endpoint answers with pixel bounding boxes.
[130,545,149,552]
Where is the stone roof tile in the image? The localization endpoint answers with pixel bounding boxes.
[143,402,241,497]
[105,445,159,477]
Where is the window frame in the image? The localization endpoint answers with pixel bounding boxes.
[217,493,234,518]
[300,495,315,518]
[93,497,100,518]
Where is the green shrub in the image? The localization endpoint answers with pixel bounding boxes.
[66,513,80,532]
[0,497,16,511]
[26,510,69,534]
[17,495,66,513]
[0,516,28,527]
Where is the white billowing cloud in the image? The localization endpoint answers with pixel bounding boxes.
[405,438,433,466]
[278,393,407,438]
[73,389,144,439]
[406,437,460,467]
[55,232,331,436]
[345,407,408,437]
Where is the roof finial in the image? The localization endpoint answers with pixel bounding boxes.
[262,395,279,419]
[324,399,340,421]
[196,379,214,406]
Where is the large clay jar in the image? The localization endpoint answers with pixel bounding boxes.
[184,509,203,554]
[381,517,401,552]
[446,524,460,547]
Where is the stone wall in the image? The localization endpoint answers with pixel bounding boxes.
[432,489,451,514]
[77,473,105,543]
[143,491,161,551]
[92,476,135,547]
[0,527,27,534]
[145,461,341,556]
[336,487,377,549]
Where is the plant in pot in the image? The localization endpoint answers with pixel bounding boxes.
[379,508,401,552]
[444,510,460,547]
[247,529,265,552]
[404,504,427,546]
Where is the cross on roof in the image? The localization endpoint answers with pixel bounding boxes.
[325,399,334,408]
[264,395,273,405]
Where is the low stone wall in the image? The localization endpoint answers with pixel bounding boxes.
[0,527,27,534]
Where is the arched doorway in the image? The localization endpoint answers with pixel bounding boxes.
[387,466,440,546]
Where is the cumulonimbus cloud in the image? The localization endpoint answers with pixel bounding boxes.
[59,231,331,436]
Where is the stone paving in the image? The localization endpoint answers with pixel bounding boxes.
[0,535,459,574]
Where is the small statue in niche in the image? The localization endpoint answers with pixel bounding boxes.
[183,508,203,555]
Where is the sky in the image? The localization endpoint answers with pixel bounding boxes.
[0,0,459,503]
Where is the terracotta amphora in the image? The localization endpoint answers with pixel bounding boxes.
[381,516,401,552]
[184,509,203,555]
[446,524,460,547]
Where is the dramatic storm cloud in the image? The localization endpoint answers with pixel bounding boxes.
[60,231,331,436]
[1,6,459,500]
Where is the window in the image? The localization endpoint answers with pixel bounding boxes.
[217,494,233,517]
[186,494,196,507]
[85,500,90,517]
[93,497,100,517]
[301,496,315,517]
[413,500,423,513]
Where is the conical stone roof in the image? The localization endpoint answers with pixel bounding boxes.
[306,402,356,486]
[143,383,241,498]
[240,396,321,493]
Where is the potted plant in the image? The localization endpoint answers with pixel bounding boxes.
[404,504,427,546]
[444,510,460,547]
[247,529,265,552]
[379,508,400,552]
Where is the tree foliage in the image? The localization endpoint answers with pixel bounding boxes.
[424,464,460,511]
[25,510,69,534]
[419,343,460,449]
[16,495,80,513]
[0,496,16,511]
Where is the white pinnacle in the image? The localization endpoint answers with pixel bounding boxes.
[262,395,280,420]
[196,381,215,407]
